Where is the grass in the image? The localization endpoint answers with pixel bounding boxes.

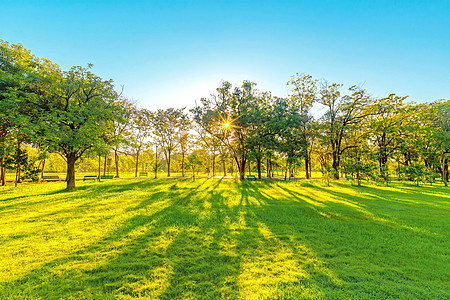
[0,179,448,299]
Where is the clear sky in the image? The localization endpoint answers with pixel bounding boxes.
[1,0,449,110]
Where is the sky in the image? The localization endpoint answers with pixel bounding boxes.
[1,0,449,111]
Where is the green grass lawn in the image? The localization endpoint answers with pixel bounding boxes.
[0,179,448,299]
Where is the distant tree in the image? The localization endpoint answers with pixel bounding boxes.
[111,97,134,178]
[431,100,450,186]
[193,124,220,177]
[192,81,262,180]
[179,129,190,177]
[185,153,202,181]
[129,107,152,178]
[152,108,190,177]
[270,97,304,180]
[400,163,426,186]
[286,73,318,179]
[319,83,375,179]
[368,94,408,180]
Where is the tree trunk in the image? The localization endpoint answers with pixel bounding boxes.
[305,157,310,179]
[285,162,288,181]
[257,158,262,179]
[66,154,77,189]
[332,150,340,179]
[443,154,448,187]
[182,152,185,177]
[309,159,312,178]
[235,156,246,180]
[40,159,46,180]
[135,152,140,178]
[103,155,107,176]
[212,154,215,177]
[98,155,101,182]
[223,160,226,177]
[240,159,246,180]
[154,147,158,179]
[14,163,20,187]
[1,167,5,186]
[248,161,251,176]
[114,149,120,178]
[167,150,171,177]
[1,156,5,186]
[15,141,21,186]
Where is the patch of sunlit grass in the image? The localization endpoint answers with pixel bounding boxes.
[0,178,448,299]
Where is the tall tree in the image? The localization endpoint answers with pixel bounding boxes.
[111,97,134,178]
[129,107,152,178]
[430,100,450,186]
[368,94,408,180]
[192,81,262,180]
[319,83,375,179]
[0,40,47,185]
[152,108,190,177]
[287,73,318,179]
[33,65,121,189]
[245,91,274,179]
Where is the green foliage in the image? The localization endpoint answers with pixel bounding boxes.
[185,153,202,180]
[342,157,375,186]
[1,40,125,189]
[152,108,190,177]
[400,163,426,186]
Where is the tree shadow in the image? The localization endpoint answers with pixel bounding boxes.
[1,179,447,299]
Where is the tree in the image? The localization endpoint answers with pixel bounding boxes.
[129,107,152,178]
[111,97,134,178]
[33,65,121,189]
[245,91,274,179]
[152,108,190,177]
[185,153,203,181]
[431,100,450,186]
[368,94,408,181]
[179,129,190,177]
[287,73,317,179]
[319,83,375,179]
[0,40,38,185]
[192,81,262,180]
[270,97,305,180]
[193,122,223,177]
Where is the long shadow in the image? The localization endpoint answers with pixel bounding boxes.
[1,179,447,299]
[0,179,194,296]
[159,189,243,299]
[1,178,246,299]
[238,181,449,298]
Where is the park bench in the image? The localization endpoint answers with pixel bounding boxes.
[139,172,148,177]
[42,175,60,181]
[246,175,257,180]
[83,175,98,181]
[100,175,114,180]
[345,175,352,180]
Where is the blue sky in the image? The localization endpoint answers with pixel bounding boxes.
[1,0,449,110]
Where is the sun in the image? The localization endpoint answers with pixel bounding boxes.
[222,121,230,129]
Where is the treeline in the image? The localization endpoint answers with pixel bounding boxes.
[1,40,449,189]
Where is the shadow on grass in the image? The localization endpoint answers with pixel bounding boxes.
[1,179,448,299]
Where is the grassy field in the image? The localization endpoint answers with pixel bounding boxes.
[0,179,448,299]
